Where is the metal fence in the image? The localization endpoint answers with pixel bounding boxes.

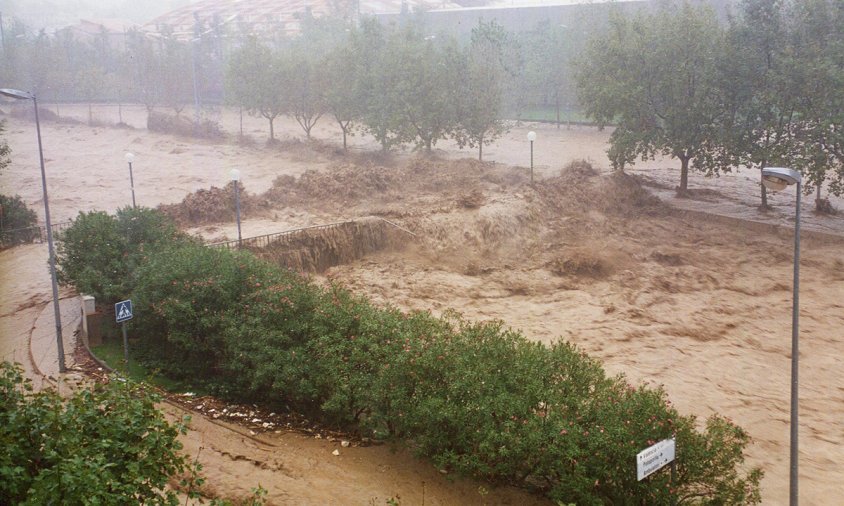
[208,216,416,251]
[0,220,72,248]
[209,220,359,251]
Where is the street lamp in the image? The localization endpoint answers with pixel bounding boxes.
[527,131,537,183]
[0,87,66,373]
[124,152,136,208]
[230,169,242,248]
[761,166,802,506]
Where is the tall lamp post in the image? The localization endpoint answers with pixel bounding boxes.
[1,87,66,373]
[230,169,242,248]
[761,166,802,506]
[124,152,136,208]
[527,131,537,183]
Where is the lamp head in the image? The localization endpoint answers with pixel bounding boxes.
[527,131,537,142]
[230,168,241,182]
[761,167,801,192]
[125,152,135,163]
[0,88,34,100]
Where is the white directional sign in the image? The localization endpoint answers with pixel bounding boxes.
[637,438,675,481]
[115,300,134,323]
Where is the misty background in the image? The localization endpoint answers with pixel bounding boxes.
[0,0,190,29]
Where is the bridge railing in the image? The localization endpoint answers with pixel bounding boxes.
[208,216,417,251]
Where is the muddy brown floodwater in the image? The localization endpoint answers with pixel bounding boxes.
[1,104,843,504]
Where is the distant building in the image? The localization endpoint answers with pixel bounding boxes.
[55,18,136,50]
[141,0,732,41]
[143,0,462,40]
[143,0,606,40]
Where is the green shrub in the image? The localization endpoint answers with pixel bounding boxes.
[0,194,38,248]
[56,207,189,304]
[131,243,282,383]
[55,210,124,300]
[0,361,190,504]
[138,265,762,503]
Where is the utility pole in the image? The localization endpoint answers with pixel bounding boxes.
[0,12,6,52]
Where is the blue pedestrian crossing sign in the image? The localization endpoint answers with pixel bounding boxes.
[115,300,134,323]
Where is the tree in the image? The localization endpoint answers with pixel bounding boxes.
[0,125,38,248]
[75,65,106,125]
[278,48,326,140]
[576,2,726,194]
[25,29,60,100]
[789,0,844,212]
[0,361,191,504]
[353,19,406,152]
[158,28,194,116]
[521,21,579,129]
[323,43,360,150]
[0,195,38,248]
[126,29,164,113]
[224,35,253,139]
[227,39,284,141]
[0,121,10,176]
[717,0,803,209]
[384,25,460,153]
[454,20,512,161]
[288,14,356,143]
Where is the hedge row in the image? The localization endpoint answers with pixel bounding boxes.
[58,209,762,504]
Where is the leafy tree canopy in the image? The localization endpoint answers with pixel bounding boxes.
[576,1,726,193]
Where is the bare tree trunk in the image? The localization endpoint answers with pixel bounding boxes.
[342,129,347,151]
[268,118,274,140]
[678,155,690,195]
[759,181,768,209]
[815,181,822,212]
[759,165,769,210]
[555,94,561,130]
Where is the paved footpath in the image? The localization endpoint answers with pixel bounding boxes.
[1,243,80,384]
[29,296,81,379]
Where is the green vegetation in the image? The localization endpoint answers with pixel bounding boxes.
[0,123,39,248]
[0,361,191,504]
[453,20,512,161]
[0,194,38,248]
[55,206,193,305]
[0,361,265,504]
[577,1,725,191]
[58,209,763,504]
[575,0,844,209]
[90,339,191,393]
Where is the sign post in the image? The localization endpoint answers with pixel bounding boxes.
[637,438,676,504]
[115,300,134,364]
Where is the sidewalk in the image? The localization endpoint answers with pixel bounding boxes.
[30,296,81,378]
